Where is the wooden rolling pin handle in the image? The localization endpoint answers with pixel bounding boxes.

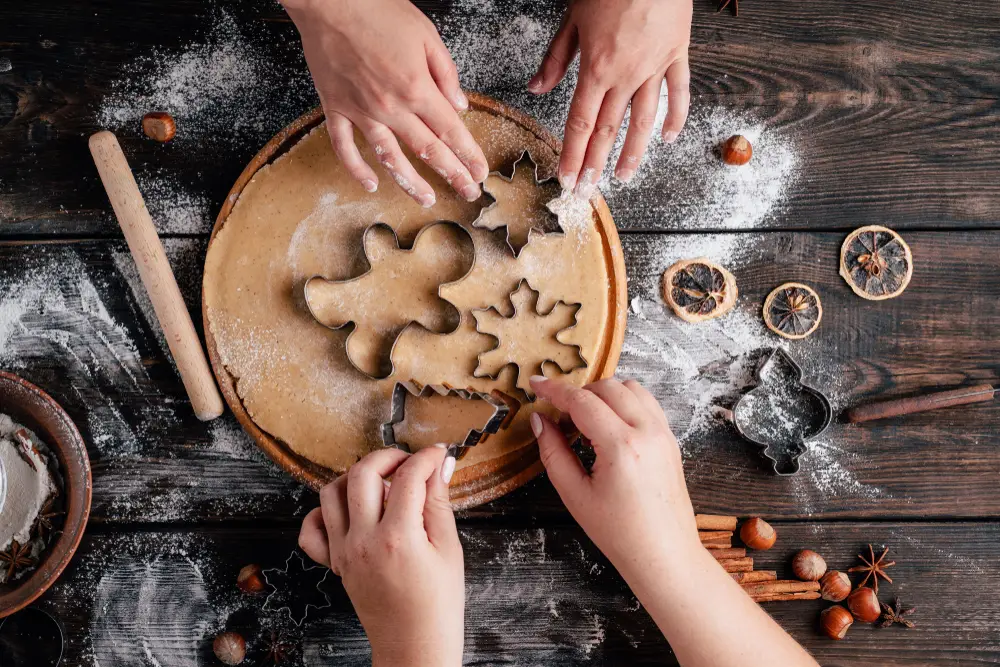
[845,384,995,424]
[89,131,224,422]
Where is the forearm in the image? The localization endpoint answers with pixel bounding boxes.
[620,545,819,667]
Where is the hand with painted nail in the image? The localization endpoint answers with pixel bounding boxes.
[299,446,464,667]
[282,0,490,207]
[529,0,693,192]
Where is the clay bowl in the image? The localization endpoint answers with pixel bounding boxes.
[0,372,91,618]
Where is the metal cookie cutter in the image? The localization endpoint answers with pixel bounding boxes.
[473,150,563,258]
[304,221,476,380]
[731,348,833,475]
[262,551,332,627]
[381,381,518,458]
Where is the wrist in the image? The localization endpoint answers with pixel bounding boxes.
[613,532,705,596]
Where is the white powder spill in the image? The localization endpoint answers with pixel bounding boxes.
[135,170,215,235]
[0,57,12,73]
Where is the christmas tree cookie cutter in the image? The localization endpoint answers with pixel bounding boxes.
[473,150,563,258]
[381,381,519,458]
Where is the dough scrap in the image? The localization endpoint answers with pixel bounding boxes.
[472,279,586,398]
[304,222,474,378]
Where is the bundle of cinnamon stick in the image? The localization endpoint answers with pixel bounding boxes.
[697,514,820,604]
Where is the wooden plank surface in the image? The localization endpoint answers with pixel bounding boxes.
[36,522,1000,665]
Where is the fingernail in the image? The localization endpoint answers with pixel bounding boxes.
[663,130,679,144]
[383,478,391,502]
[441,453,456,484]
[473,164,489,183]
[615,168,635,183]
[433,442,448,449]
[528,75,543,93]
[419,193,436,208]
[529,375,547,386]
[559,171,577,191]
[362,179,378,193]
[461,183,481,202]
[529,412,543,437]
[454,89,469,110]
[574,168,596,199]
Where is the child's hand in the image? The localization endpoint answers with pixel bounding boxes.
[282,0,489,207]
[529,0,692,191]
[299,447,464,667]
[528,376,701,581]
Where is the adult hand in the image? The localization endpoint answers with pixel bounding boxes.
[529,0,693,193]
[528,376,700,580]
[299,447,464,667]
[283,0,489,207]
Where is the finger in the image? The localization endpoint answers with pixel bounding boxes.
[424,448,460,549]
[529,375,630,446]
[355,119,437,208]
[328,112,379,193]
[426,39,469,112]
[575,89,631,198]
[622,378,670,427]
[382,445,448,531]
[395,112,482,202]
[299,507,332,569]
[661,59,691,144]
[345,448,411,530]
[584,378,646,428]
[530,412,589,505]
[528,19,579,95]
[615,76,663,183]
[319,475,349,546]
[416,96,490,183]
[559,76,605,192]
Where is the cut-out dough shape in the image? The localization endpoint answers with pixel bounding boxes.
[473,151,563,257]
[472,279,586,399]
[305,221,475,378]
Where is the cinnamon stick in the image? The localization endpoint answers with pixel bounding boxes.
[708,548,747,561]
[752,592,821,603]
[698,531,733,542]
[695,514,738,531]
[703,539,732,549]
[731,571,777,583]
[719,557,753,573]
[741,580,820,596]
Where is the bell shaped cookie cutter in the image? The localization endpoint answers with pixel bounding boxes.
[304,221,476,380]
[473,150,563,258]
[731,348,832,475]
[381,381,518,457]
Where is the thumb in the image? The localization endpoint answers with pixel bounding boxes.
[528,20,578,95]
[531,412,589,505]
[423,448,460,549]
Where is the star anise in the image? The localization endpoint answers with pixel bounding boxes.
[34,498,64,544]
[848,544,896,593]
[717,0,740,16]
[259,631,294,665]
[878,597,916,628]
[0,541,37,582]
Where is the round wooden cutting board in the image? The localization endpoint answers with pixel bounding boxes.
[203,93,627,509]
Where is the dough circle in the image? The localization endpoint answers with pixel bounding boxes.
[203,99,625,502]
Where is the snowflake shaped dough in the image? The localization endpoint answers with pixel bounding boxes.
[472,280,587,398]
[473,151,563,257]
[305,222,474,378]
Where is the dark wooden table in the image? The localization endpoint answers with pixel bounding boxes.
[3,0,1000,664]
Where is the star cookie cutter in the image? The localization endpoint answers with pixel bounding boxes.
[731,348,833,475]
[381,381,519,458]
[473,150,563,258]
[262,551,332,627]
[304,221,475,380]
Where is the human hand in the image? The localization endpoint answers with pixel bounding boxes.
[528,376,700,581]
[282,0,489,207]
[529,0,693,192]
[299,447,464,667]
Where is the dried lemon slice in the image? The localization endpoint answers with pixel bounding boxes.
[661,258,739,323]
[839,225,913,301]
[763,282,822,339]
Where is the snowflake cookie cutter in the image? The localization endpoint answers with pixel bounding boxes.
[473,150,563,258]
[471,279,587,400]
[380,381,519,458]
[262,550,332,627]
[731,348,833,476]
[304,221,475,380]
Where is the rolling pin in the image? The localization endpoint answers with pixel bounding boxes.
[844,384,995,424]
[89,131,224,422]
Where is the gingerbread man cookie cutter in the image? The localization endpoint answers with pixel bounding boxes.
[473,150,563,258]
[304,221,476,380]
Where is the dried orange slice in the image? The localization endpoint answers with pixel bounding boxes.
[763,282,822,339]
[839,225,913,300]
[661,258,739,323]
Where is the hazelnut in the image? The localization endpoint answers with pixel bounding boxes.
[820,605,853,640]
[142,111,176,142]
[819,570,851,602]
[739,517,777,551]
[213,632,246,665]
[791,549,827,581]
[720,134,752,166]
[237,563,266,594]
[847,586,881,623]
